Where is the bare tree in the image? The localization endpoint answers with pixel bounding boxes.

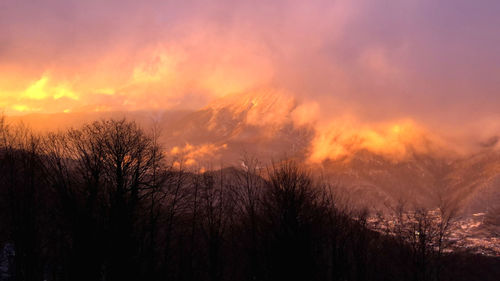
[41,119,166,281]
[377,200,458,281]
[0,122,46,281]
[261,160,321,281]
[199,168,236,281]
[232,155,265,281]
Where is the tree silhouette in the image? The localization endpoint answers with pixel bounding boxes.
[0,116,498,281]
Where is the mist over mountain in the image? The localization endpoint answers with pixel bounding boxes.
[2,0,500,279]
[8,90,500,228]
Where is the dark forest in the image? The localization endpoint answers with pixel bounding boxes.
[1,118,499,281]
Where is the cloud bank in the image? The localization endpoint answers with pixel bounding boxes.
[1,0,500,158]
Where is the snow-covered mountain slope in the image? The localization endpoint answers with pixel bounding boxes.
[8,90,500,231]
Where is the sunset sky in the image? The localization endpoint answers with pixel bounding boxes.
[1,0,500,150]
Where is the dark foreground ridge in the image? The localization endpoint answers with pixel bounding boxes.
[0,118,499,281]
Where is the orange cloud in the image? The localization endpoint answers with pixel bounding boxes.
[169,143,229,167]
[307,117,448,163]
[1,0,499,161]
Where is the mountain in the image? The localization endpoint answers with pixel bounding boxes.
[318,149,500,213]
[7,90,500,236]
[161,89,314,165]
[157,91,500,234]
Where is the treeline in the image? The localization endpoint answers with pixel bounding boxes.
[0,118,498,281]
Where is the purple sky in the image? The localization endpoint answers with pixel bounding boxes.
[1,0,500,143]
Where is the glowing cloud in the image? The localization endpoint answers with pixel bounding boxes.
[308,119,423,162]
[23,76,79,101]
[169,143,229,167]
[0,0,499,158]
[24,77,50,100]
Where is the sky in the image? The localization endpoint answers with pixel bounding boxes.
[1,0,500,154]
